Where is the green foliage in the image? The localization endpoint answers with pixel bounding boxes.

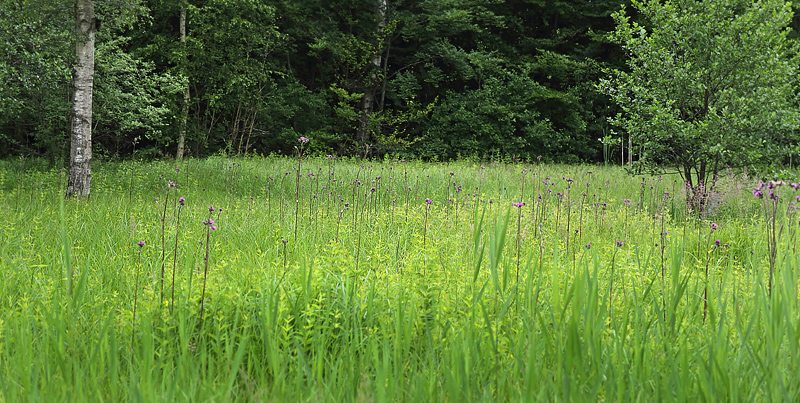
[0,0,72,153]
[94,36,186,155]
[417,70,563,161]
[600,0,800,195]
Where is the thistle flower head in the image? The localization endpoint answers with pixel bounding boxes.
[209,206,215,211]
[616,240,624,247]
[513,202,525,208]
[298,136,310,144]
[710,222,717,231]
[137,241,146,248]
[179,197,185,206]
[425,198,433,204]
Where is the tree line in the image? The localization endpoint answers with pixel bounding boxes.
[1,0,630,165]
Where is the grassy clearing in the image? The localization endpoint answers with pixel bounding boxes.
[0,156,799,401]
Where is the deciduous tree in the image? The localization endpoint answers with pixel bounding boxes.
[600,0,800,212]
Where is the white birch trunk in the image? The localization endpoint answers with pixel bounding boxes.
[68,0,94,198]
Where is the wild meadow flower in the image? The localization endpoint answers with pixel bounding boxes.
[616,240,624,247]
[710,222,717,231]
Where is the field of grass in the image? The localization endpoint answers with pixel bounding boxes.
[0,156,799,401]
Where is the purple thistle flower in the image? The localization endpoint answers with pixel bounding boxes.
[179,197,185,206]
[586,243,592,249]
[175,168,180,172]
[298,136,310,144]
[425,198,433,204]
[715,239,721,248]
[513,202,525,207]
[710,222,717,231]
[616,240,624,247]
[137,241,146,248]
[211,225,217,231]
[209,206,215,211]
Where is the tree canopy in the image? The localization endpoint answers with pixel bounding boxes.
[2,0,800,167]
[600,0,800,209]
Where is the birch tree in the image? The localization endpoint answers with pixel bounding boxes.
[67,0,95,198]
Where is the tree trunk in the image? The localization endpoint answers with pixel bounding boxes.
[176,3,189,160]
[67,0,95,198]
[356,0,387,146]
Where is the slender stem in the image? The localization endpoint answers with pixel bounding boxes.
[170,205,182,315]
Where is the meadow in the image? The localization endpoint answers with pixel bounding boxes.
[0,155,799,402]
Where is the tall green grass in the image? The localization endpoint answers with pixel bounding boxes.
[0,156,798,401]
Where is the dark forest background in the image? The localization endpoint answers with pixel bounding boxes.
[0,0,754,163]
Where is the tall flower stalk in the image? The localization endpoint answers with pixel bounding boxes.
[423,198,433,249]
[159,180,177,306]
[513,201,525,309]
[199,206,218,326]
[294,137,309,243]
[170,197,185,314]
[132,240,146,358]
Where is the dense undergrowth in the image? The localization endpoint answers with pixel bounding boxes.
[0,156,799,401]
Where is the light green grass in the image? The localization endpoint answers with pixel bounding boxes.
[0,156,798,401]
